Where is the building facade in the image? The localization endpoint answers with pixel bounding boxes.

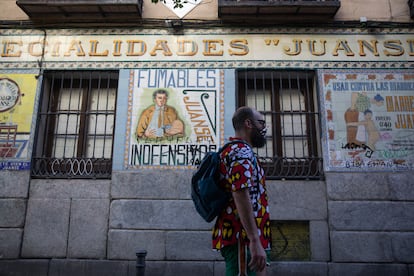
[0,0,413,275]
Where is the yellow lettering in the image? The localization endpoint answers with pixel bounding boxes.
[284,39,302,56]
[229,39,249,56]
[28,41,46,57]
[407,39,414,56]
[113,40,122,56]
[183,96,198,105]
[395,114,414,129]
[264,39,279,46]
[358,40,379,56]
[1,40,22,57]
[51,41,61,57]
[184,96,213,142]
[308,39,326,56]
[177,40,198,56]
[386,96,394,112]
[203,40,223,56]
[384,40,404,56]
[149,40,172,56]
[332,40,355,56]
[126,40,146,56]
[394,96,400,111]
[64,40,86,57]
[89,40,109,56]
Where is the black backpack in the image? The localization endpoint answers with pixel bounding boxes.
[191,140,244,222]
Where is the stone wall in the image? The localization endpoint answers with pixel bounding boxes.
[2,168,413,275]
[0,171,29,259]
[0,139,413,275]
[326,171,414,275]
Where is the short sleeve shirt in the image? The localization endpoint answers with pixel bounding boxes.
[212,138,271,251]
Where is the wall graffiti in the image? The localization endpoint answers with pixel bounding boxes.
[320,70,414,171]
[125,69,223,168]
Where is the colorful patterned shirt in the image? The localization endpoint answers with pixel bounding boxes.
[212,138,271,251]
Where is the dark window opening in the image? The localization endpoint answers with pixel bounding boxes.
[31,71,118,179]
[238,70,323,180]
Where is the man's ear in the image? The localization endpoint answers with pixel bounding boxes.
[244,119,253,129]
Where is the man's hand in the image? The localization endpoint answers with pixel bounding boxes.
[232,189,267,273]
[144,128,157,138]
[165,120,184,136]
[248,239,266,272]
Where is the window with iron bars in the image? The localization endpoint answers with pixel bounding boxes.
[31,71,118,179]
[237,70,323,180]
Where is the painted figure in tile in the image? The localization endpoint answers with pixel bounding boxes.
[136,89,184,140]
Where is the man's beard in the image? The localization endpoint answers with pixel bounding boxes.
[251,125,266,148]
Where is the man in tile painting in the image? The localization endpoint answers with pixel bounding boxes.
[136,89,184,140]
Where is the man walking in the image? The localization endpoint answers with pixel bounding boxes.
[213,106,272,276]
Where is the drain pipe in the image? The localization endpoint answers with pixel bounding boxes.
[136,250,147,276]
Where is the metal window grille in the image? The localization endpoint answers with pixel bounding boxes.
[238,70,323,180]
[31,71,118,179]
